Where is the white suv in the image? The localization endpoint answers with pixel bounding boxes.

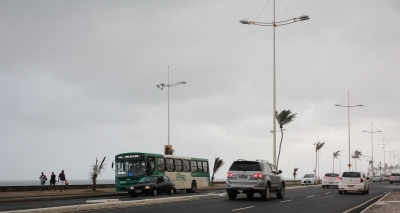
[226,159,285,200]
[301,174,317,185]
[338,171,369,194]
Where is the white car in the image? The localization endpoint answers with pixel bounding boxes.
[338,171,369,194]
[301,174,317,185]
[322,173,340,188]
[372,175,382,182]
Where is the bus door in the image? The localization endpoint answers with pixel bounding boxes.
[146,156,155,176]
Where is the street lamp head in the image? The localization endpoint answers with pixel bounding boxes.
[377,131,382,132]
[156,84,163,90]
[298,15,310,20]
[180,82,187,84]
[363,131,367,132]
[335,104,340,106]
[239,19,250,24]
[357,105,363,107]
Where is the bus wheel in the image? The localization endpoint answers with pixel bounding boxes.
[186,181,197,193]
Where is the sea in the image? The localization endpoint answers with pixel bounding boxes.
[0,179,115,186]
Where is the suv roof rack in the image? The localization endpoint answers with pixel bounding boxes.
[236,159,247,161]
[256,159,268,162]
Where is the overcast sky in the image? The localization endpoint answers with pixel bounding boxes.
[1,0,400,181]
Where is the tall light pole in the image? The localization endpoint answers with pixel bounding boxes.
[377,138,389,175]
[363,123,381,176]
[339,147,346,174]
[239,1,309,167]
[335,91,363,171]
[156,66,187,147]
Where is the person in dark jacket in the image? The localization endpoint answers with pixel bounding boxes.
[48,172,56,191]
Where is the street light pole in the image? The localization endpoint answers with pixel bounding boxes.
[239,2,309,167]
[335,91,363,171]
[156,66,187,147]
[363,123,381,176]
[377,138,389,175]
[339,147,346,174]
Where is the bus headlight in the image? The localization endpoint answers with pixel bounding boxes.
[130,186,134,190]
[145,186,150,189]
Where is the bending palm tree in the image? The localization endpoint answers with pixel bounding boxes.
[211,157,224,185]
[333,151,340,172]
[293,167,298,180]
[314,142,325,182]
[275,110,297,170]
[89,156,106,191]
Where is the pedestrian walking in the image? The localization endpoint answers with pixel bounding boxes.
[58,170,67,191]
[48,172,56,191]
[39,172,47,191]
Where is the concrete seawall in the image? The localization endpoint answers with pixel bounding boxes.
[0,180,302,192]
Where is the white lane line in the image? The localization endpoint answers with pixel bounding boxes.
[232,206,255,211]
[306,195,315,198]
[279,200,293,203]
[344,194,385,213]
[325,192,331,194]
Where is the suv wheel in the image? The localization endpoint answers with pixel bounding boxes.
[246,192,254,198]
[261,184,271,201]
[338,190,342,194]
[228,192,237,200]
[277,184,285,199]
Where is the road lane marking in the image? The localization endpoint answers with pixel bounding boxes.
[232,206,255,211]
[325,192,331,194]
[306,195,315,198]
[279,200,292,203]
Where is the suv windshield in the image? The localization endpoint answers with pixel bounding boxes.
[325,173,339,177]
[342,172,361,177]
[229,161,261,171]
[304,174,314,178]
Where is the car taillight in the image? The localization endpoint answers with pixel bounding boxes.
[253,173,263,179]
[323,176,327,180]
[336,177,342,181]
[360,178,364,183]
[227,172,234,178]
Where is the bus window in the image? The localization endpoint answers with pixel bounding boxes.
[157,157,165,172]
[183,160,190,172]
[197,161,203,172]
[191,161,198,172]
[166,158,175,172]
[175,159,183,172]
[202,161,209,172]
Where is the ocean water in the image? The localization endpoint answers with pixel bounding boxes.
[0,179,114,186]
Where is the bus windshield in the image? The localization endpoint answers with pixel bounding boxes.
[116,160,146,177]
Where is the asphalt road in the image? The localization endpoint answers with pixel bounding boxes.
[1,182,399,212]
[101,182,399,213]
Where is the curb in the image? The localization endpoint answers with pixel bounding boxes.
[359,191,391,213]
[1,193,221,213]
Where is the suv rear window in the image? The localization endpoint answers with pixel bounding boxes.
[342,172,361,177]
[325,173,339,177]
[229,161,261,171]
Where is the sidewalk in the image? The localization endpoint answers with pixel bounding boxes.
[0,184,226,204]
[361,191,400,213]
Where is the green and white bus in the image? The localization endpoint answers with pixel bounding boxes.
[113,152,210,192]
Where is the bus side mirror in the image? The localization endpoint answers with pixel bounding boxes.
[111,162,114,169]
[278,170,282,174]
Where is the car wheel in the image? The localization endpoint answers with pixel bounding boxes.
[151,188,158,196]
[366,189,369,194]
[302,184,304,186]
[277,184,285,199]
[168,187,174,195]
[246,192,254,198]
[390,181,393,184]
[186,181,197,193]
[322,185,325,188]
[261,184,271,201]
[344,191,347,194]
[338,190,343,194]
[362,189,365,195]
[228,192,237,200]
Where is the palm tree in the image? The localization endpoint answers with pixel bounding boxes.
[275,110,297,170]
[352,150,362,170]
[333,151,340,172]
[314,141,325,182]
[293,167,298,180]
[89,156,106,191]
[211,157,224,185]
[164,145,175,155]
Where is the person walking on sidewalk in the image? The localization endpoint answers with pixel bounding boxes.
[48,172,56,191]
[58,170,67,192]
[39,172,47,191]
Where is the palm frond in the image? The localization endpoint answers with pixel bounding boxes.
[333,151,340,158]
